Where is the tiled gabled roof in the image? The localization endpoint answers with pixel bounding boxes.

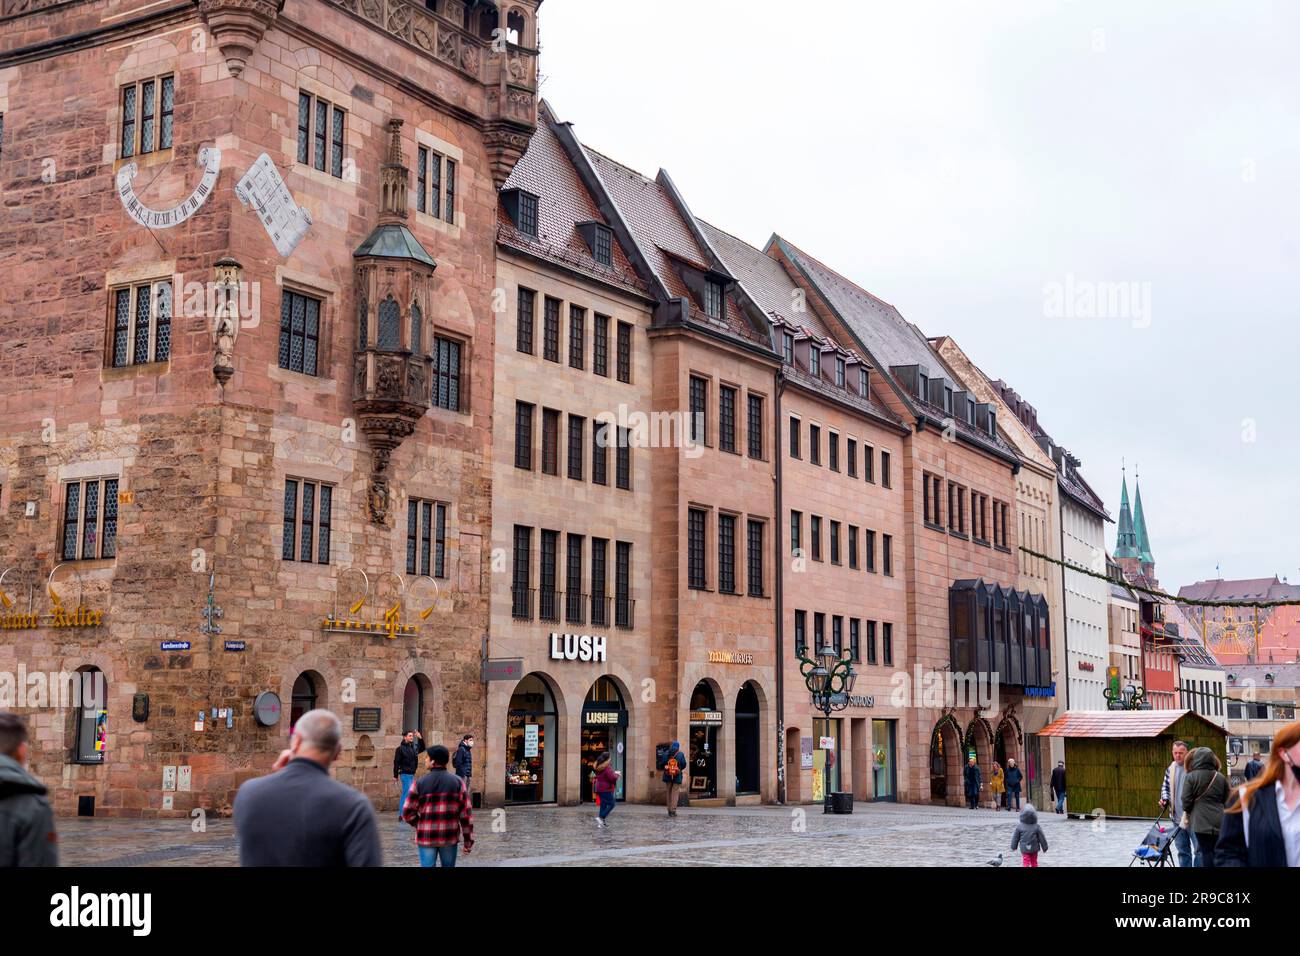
[498,109,648,297]
[1038,710,1224,738]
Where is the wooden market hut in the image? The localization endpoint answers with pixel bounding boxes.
[1036,710,1227,819]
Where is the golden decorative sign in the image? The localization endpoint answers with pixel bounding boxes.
[707,649,755,665]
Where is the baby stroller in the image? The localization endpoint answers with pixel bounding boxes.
[1129,808,1179,867]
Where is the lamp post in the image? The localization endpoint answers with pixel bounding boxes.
[798,643,856,812]
[1104,683,1149,710]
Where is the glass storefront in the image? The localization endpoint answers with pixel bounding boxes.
[871,718,896,801]
[688,682,720,799]
[580,677,626,802]
[812,717,841,798]
[505,673,556,804]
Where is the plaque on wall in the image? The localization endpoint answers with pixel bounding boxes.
[352,707,382,733]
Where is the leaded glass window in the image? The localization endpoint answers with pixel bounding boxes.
[279,290,321,375]
[109,280,171,368]
[377,297,400,351]
[60,478,118,561]
[432,336,462,411]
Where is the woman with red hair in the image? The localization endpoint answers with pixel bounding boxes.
[1216,719,1300,867]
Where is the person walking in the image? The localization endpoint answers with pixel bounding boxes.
[591,751,620,829]
[451,733,474,797]
[1005,758,1024,812]
[662,741,686,816]
[1244,751,1265,782]
[393,730,424,823]
[1180,746,1229,867]
[990,762,1006,810]
[1217,719,1300,867]
[0,712,58,867]
[963,756,982,810]
[1010,803,1049,867]
[1159,740,1193,867]
[1050,761,1067,814]
[401,745,474,867]
[234,709,382,866]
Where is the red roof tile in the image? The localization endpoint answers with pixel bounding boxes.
[1037,709,1223,738]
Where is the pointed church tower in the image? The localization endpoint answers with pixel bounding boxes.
[1115,471,1138,559]
[1133,476,1155,578]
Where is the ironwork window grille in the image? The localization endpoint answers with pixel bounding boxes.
[616,321,632,383]
[688,508,707,589]
[282,478,332,564]
[110,280,172,367]
[512,525,532,619]
[746,519,764,597]
[569,305,585,369]
[591,538,608,626]
[432,336,462,411]
[516,288,535,354]
[514,402,534,470]
[566,534,584,624]
[719,385,737,453]
[60,477,119,561]
[543,297,561,362]
[277,290,320,375]
[539,529,558,622]
[718,513,737,594]
[615,541,632,628]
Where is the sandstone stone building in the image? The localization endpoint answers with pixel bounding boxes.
[0,0,540,815]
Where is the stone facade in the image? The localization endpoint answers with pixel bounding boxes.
[0,0,539,815]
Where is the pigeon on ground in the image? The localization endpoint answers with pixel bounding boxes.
[986,852,1004,867]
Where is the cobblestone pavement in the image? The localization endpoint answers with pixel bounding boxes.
[59,800,1157,867]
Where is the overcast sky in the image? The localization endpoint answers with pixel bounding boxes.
[535,0,1300,591]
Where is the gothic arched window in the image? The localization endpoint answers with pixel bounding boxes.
[377,296,401,351]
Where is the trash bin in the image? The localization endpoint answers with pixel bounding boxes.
[826,791,854,814]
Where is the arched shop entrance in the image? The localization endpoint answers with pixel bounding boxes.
[402,674,432,737]
[505,673,557,804]
[735,682,760,795]
[929,715,962,803]
[688,681,722,800]
[290,671,324,732]
[580,677,627,803]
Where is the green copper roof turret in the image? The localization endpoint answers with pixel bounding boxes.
[1115,474,1138,558]
[1133,480,1154,565]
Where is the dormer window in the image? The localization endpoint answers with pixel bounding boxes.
[592,225,612,266]
[859,367,869,397]
[918,372,929,401]
[808,346,821,377]
[943,386,954,415]
[835,357,845,388]
[967,397,977,425]
[782,332,794,364]
[704,279,723,319]
[518,191,538,237]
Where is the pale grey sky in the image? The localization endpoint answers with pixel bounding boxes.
[535,0,1300,590]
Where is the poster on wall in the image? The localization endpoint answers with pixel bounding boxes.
[800,736,814,770]
[94,710,108,753]
[812,749,826,802]
[524,723,539,758]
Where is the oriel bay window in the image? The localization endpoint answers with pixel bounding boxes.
[282,478,332,564]
[109,280,172,367]
[278,289,321,376]
[297,92,345,178]
[60,477,119,561]
[120,75,174,158]
[406,499,447,578]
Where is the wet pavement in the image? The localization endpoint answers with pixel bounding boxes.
[58,800,1157,867]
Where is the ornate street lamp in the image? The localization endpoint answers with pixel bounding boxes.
[1104,682,1149,710]
[799,643,857,812]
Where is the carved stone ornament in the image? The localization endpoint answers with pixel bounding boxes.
[482,121,534,189]
[198,0,284,77]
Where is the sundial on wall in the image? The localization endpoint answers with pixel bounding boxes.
[116,146,222,229]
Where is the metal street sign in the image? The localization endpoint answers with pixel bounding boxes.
[483,658,524,682]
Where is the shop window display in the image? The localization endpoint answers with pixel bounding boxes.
[505,673,557,803]
[580,677,627,802]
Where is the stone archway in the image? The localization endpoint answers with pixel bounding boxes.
[929,714,963,806]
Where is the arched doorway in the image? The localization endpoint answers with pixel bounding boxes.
[290,671,323,732]
[929,715,962,804]
[580,677,627,803]
[965,717,993,808]
[735,682,760,795]
[402,674,431,737]
[688,681,721,799]
[505,673,557,804]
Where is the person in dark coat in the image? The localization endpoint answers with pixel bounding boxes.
[1004,758,1024,811]
[452,734,474,792]
[1217,720,1300,867]
[1180,746,1229,867]
[1050,761,1067,814]
[234,709,382,867]
[1244,752,1264,781]
[963,756,982,810]
[393,730,424,822]
[0,712,58,867]
[662,741,686,816]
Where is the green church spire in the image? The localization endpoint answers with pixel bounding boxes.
[1133,477,1153,565]
[1115,470,1138,559]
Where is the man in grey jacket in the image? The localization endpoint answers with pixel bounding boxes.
[1159,739,1193,867]
[234,709,382,866]
[0,712,58,866]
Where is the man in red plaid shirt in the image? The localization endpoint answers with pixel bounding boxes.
[401,744,474,867]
